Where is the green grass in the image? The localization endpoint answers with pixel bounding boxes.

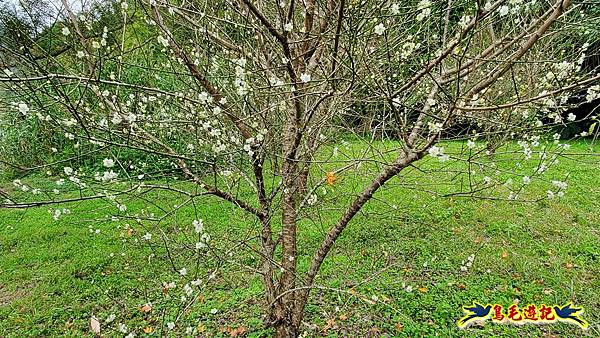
[0,139,599,337]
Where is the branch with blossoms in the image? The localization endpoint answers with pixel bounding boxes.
[1,0,599,336]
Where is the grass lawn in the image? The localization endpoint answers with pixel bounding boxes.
[0,139,599,337]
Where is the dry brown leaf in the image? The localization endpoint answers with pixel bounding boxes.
[339,313,348,321]
[395,322,404,331]
[326,171,338,186]
[230,326,247,337]
[143,326,153,333]
[566,262,574,269]
[418,287,429,293]
[90,316,101,334]
[197,324,206,333]
[501,251,509,258]
[140,303,152,313]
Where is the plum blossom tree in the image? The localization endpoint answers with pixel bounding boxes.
[1,0,599,336]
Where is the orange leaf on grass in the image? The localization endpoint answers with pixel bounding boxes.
[326,172,338,186]
[140,303,152,313]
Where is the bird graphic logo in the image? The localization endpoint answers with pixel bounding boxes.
[457,302,492,328]
[457,301,589,330]
[554,303,589,329]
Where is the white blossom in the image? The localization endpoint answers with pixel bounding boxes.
[300,73,311,83]
[103,158,115,168]
[374,23,386,35]
[157,35,169,47]
[17,102,29,115]
[193,219,204,233]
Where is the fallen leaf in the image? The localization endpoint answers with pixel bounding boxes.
[65,319,74,329]
[90,316,101,334]
[230,326,247,337]
[326,172,338,186]
[143,326,153,333]
[418,287,429,293]
[566,262,574,269]
[501,251,509,258]
[127,228,134,236]
[457,284,466,290]
[197,324,206,333]
[140,303,152,313]
[339,313,348,321]
[395,322,404,331]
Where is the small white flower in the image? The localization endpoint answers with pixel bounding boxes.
[552,180,567,190]
[522,176,531,185]
[167,322,175,330]
[158,35,169,47]
[63,167,74,175]
[467,140,476,149]
[92,41,100,49]
[193,219,204,233]
[567,113,576,121]
[374,23,386,35]
[179,267,187,276]
[61,27,70,36]
[283,22,293,32]
[390,3,400,15]
[121,1,129,10]
[499,5,509,16]
[76,51,85,58]
[300,73,311,83]
[103,158,115,168]
[547,190,555,199]
[210,308,218,314]
[17,102,29,115]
